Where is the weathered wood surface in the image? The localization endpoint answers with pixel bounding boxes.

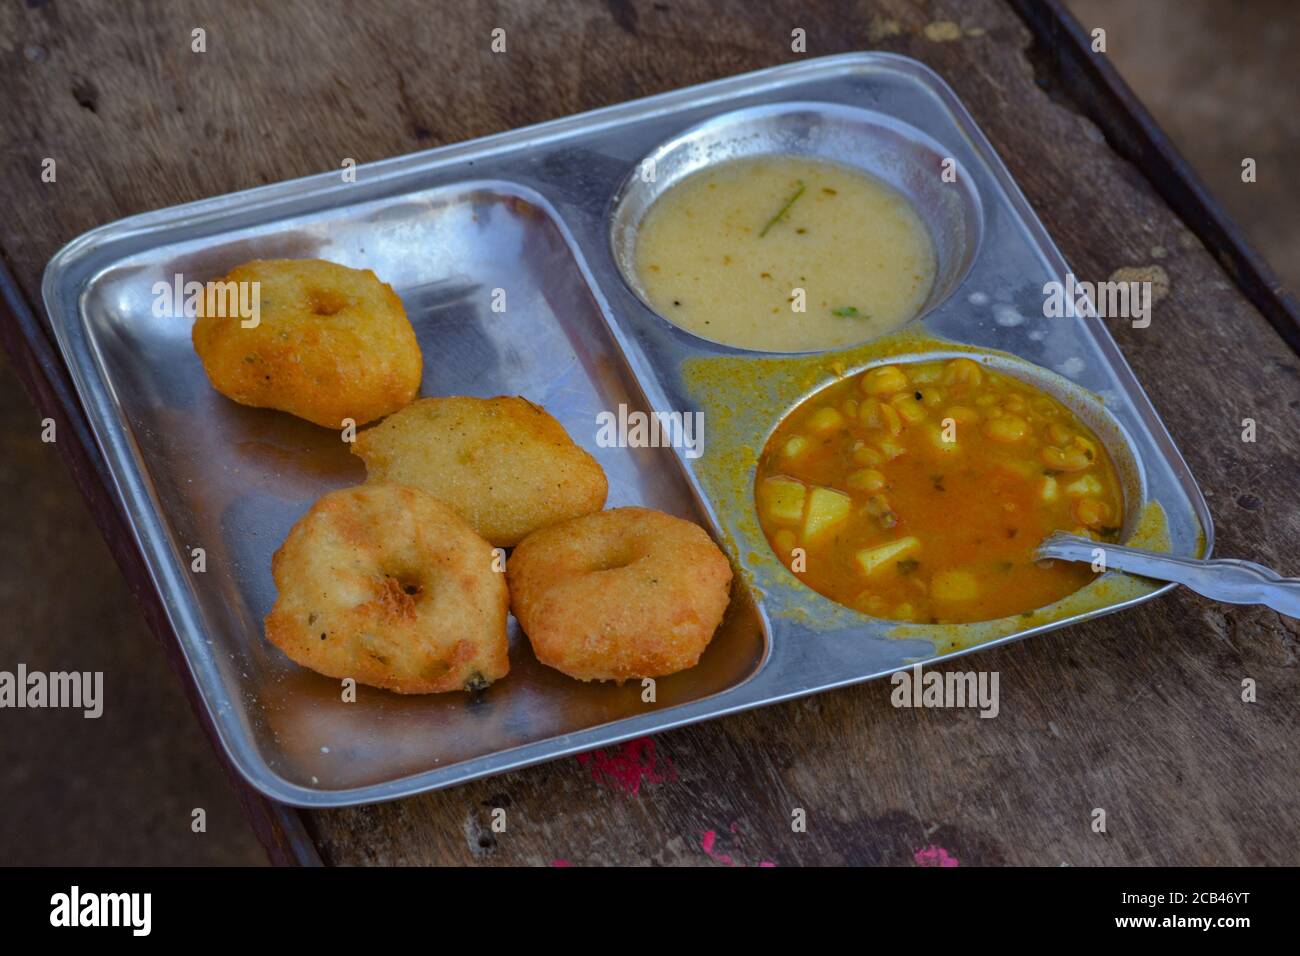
[1,0,1296,865]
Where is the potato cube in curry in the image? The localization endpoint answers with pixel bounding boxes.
[762,476,807,523]
[855,536,921,576]
[803,486,852,540]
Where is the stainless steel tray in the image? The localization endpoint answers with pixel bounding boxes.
[43,53,1211,807]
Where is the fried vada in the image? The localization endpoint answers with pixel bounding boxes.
[192,258,422,428]
[352,396,608,547]
[507,507,732,681]
[265,482,509,694]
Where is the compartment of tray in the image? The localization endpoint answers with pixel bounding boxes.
[609,101,984,344]
[740,350,1150,626]
[44,53,1212,804]
[77,183,767,790]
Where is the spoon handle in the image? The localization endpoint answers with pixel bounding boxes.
[1036,532,1300,619]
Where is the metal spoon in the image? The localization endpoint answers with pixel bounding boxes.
[1035,532,1300,619]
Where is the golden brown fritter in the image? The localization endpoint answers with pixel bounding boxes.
[192,258,421,428]
[507,507,732,681]
[351,396,608,547]
[264,483,509,694]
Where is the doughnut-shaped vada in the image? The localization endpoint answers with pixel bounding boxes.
[352,396,608,547]
[192,258,422,428]
[508,507,733,681]
[265,483,509,694]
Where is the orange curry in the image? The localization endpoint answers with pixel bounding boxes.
[755,357,1124,623]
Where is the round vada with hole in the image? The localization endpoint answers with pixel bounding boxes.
[192,258,422,428]
[507,506,733,681]
[264,482,509,694]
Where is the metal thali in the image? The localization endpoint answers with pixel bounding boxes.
[42,53,1210,806]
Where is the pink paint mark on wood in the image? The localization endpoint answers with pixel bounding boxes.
[700,829,735,866]
[550,859,573,867]
[913,845,960,867]
[699,826,776,867]
[576,736,676,795]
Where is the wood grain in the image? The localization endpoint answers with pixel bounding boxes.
[1,0,1296,865]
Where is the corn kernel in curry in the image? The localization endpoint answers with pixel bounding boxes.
[755,358,1124,623]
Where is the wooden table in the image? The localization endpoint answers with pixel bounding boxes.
[2,0,1297,866]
